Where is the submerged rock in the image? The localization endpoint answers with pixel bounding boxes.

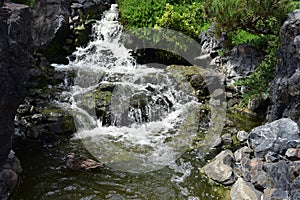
[66,153,103,171]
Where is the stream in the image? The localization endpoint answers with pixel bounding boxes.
[11,4,261,200]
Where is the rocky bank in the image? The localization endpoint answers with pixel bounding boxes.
[269,9,300,125]
[0,2,32,198]
[0,0,114,198]
[202,9,300,200]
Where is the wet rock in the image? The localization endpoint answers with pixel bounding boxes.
[230,177,262,200]
[0,2,32,166]
[203,150,236,185]
[0,151,22,200]
[33,0,112,63]
[16,106,76,143]
[248,118,300,159]
[269,10,300,125]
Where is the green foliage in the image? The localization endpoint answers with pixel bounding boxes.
[230,30,274,49]
[118,0,167,29]
[204,0,293,37]
[118,0,208,62]
[118,0,208,39]
[234,36,279,106]
[157,2,208,39]
[290,1,300,10]
[11,0,35,6]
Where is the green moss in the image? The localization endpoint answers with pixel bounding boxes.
[226,107,263,132]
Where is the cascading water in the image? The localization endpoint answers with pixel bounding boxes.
[11,4,234,200]
[54,4,202,173]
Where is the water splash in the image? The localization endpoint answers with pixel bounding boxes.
[53,4,226,173]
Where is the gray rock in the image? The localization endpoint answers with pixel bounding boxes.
[234,146,252,162]
[203,150,236,185]
[263,160,300,191]
[221,44,264,86]
[32,0,66,48]
[291,190,300,200]
[263,188,289,200]
[248,118,300,158]
[221,133,232,145]
[269,10,300,125]
[241,158,273,189]
[237,130,249,142]
[285,148,300,160]
[230,177,262,200]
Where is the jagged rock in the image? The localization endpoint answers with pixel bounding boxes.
[234,146,252,163]
[221,44,264,86]
[263,188,289,200]
[198,24,223,55]
[32,0,113,63]
[248,118,300,159]
[269,10,300,125]
[241,158,273,190]
[203,150,236,185]
[263,160,300,192]
[0,2,32,166]
[230,177,262,200]
[285,148,300,160]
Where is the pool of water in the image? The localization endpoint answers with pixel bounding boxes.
[12,138,229,200]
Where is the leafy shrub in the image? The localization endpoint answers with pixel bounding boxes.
[230,30,275,50]
[234,36,279,106]
[204,0,293,37]
[157,2,208,39]
[118,0,167,29]
[118,0,208,39]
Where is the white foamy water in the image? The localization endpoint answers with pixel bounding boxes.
[53,4,205,173]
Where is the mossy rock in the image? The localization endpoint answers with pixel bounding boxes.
[39,107,76,135]
[167,65,209,99]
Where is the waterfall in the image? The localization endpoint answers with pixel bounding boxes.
[53,4,205,173]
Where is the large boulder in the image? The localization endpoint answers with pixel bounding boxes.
[32,0,113,63]
[248,118,300,159]
[230,177,262,200]
[269,9,300,125]
[0,2,32,198]
[202,150,236,185]
[0,2,32,166]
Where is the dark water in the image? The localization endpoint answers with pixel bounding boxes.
[11,138,230,200]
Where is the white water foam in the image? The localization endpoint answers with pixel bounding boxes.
[53,4,207,173]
